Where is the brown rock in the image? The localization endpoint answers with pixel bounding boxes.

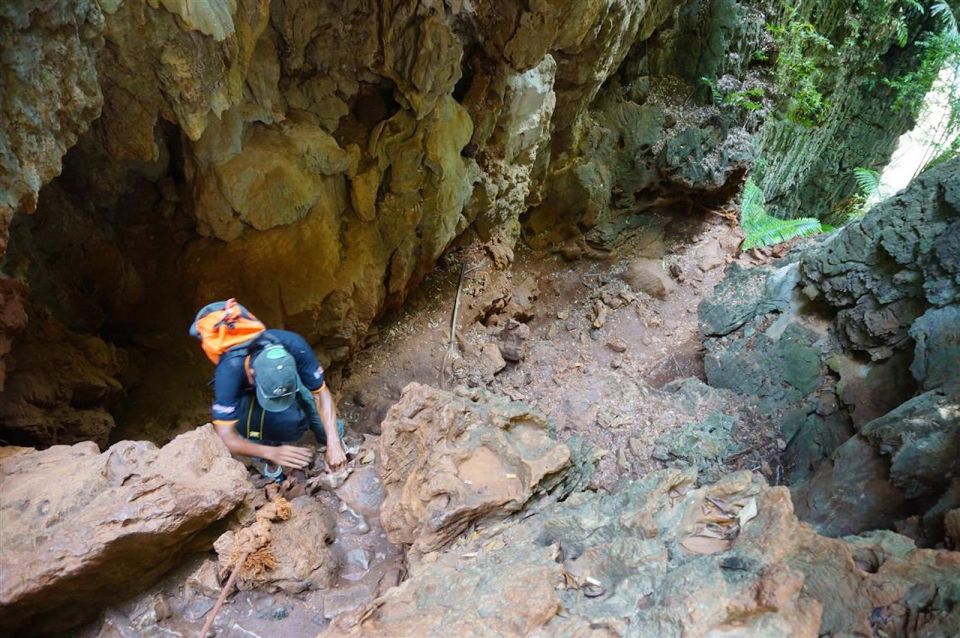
[185,559,222,599]
[215,496,338,594]
[479,342,507,375]
[328,471,960,638]
[697,239,726,272]
[622,258,673,299]
[591,299,608,328]
[606,338,628,353]
[791,436,907,537]
[504,275,540,322]
[378,383,570,557]
[499,320,531,362]
[0,425,250,635]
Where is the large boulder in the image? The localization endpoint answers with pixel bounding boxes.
[378,383,572,558]
[0,425,251,635]
[324,469,960,637]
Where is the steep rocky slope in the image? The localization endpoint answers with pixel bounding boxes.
[701,157,960,545]
[1,3,958,635]
[2,0,949,447]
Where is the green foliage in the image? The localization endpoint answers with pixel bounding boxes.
[767,18,834,126]
[925,134,960,170]
[765,1,957,129]
[700,78,766,112]
[740,181,830,249]
[724,87,766,111]
[931,1,959,35]
[853,167,882,199]
[885,30,960,111]
[700,76,720,105]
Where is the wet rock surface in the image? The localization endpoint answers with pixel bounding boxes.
[0,425,250,635]
[378,383,572,557]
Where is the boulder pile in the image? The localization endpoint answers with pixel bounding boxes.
[0,425,250,635]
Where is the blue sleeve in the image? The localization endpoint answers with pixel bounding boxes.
[212,355,246,421]
[271,330,325,391]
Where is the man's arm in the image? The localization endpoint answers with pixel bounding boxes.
[312,384,347,471]
[212,420,312,469]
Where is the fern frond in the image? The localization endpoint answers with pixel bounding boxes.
[742,217,825,250]
[896,19,909,47]
[740,181,766,224]
[739,180,828,250]
[853,167,881,198]
[931,2,959,36]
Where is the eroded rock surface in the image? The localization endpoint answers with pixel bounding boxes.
[700,158,960,542]
[324,469,960,637]
[0,425,250,635]
[378,383,572,557]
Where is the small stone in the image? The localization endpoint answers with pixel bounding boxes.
[592,300,608,329]
[697,240,726,272]
[480,342,507,375]
[628,437,643,458]
[610,356,623,369]
[499,320,531,362]
[346,548,372,571]
[606,338,628,353]
[254,596,277,619]
[559,241,582,261]
[622,258,673,300]
[652,445,671,462]
[272,607,289,621]
[617,448,629,473]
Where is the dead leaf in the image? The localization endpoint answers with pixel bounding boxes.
[483,539,506,552]
[695,527,728,540]
[705,495,735,515]
[737,498,758,528]
[700,514,737,526]
[681,535,732,555]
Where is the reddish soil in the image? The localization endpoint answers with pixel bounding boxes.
[337,211,741,489]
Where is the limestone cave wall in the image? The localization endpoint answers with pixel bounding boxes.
[0,0,950,447]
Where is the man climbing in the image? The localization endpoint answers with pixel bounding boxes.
[190,299,347,477]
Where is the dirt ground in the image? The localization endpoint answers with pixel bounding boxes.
[82,210,776,638]
[336,210,746,489]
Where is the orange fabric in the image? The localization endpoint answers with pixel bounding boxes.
[194,299,266,364]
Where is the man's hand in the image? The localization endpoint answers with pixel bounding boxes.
[264,444,313,469]
[325,441,347,472]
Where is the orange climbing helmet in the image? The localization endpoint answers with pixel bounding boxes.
[189,298,266,364]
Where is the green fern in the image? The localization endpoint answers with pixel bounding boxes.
[931,2,959,36]
[740,180,829,250]
[853,167,881,199]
